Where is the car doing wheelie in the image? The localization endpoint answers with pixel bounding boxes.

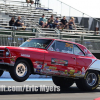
[0,38,100,91]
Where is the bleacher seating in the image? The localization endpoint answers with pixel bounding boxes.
[0,0,85,31]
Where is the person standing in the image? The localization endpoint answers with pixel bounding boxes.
[26,0,30,6]
[26,0,34,6]
[35,0,40,7]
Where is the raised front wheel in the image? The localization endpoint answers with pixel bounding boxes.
[10,60,31,82]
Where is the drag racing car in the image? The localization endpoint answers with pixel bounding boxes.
[0,38,100,91]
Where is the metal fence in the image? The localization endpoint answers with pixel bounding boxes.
[0,28,100,51]
[0,27,39,46]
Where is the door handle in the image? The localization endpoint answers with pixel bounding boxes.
[71,57,76,60]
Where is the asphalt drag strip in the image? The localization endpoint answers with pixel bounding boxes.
[0,79,100,100]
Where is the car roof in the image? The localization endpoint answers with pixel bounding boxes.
[29,38,82,46]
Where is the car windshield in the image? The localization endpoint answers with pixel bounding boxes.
[19,39,52,49]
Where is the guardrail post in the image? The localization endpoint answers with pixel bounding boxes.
[81,35,84,45]
[33,27,39,38]
[11,28,16,46]
[82,13,84,32]
[55,29,61,39]
[12,29,14,46]
[58,30,61,39]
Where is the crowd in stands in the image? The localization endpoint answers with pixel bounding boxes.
[39,14,77,30]
[9,15,76,30]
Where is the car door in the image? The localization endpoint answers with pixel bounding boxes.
[73,44,93,76]
[43,41,76,76]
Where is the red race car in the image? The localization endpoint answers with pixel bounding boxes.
[0,38,100,91]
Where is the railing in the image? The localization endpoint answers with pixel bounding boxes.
[0,26,39,46]
[0,27,100,51]
[40,0,100,31]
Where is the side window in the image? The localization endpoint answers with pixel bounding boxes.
[74,45,84,56]
[55,41,74,54]
[48,42,55,51]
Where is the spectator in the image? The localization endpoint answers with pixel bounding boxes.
[30,0,34,6]
[26,0,30,6]
[9,17,15,26]
[67,17,76,30]
[26,0,30,3]
[53,17,59,29]
[60,16,68,29]
[39,14,47,28]
[35,0,40,7]
[26,0,34,6]
[94,27,99,34]
[15,16,24,27]
[47,15,54,28]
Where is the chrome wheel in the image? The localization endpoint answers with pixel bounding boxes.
[16,63,27,77]
[86,73,97,86]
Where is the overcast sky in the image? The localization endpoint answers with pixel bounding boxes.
[40,0,100,18]
[7,0,100,18]
[60,0,100,18]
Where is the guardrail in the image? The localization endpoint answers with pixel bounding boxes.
[0,26,39,46]
[0,27,100,51]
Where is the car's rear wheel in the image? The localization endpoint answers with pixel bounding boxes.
[75,70,100,91]
[10,60,31,82]
[0,70,4,77]
[52,76,74,88]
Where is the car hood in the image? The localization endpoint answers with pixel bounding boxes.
[3,46,45,51]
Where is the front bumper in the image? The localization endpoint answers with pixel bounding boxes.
[0,57,15,67]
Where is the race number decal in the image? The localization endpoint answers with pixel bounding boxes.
[65,43,73,48]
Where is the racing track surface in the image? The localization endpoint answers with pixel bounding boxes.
[0,78,100,100]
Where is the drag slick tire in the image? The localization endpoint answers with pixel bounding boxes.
[52,76,74,88]
[0,70,4,77]
[75,70,100,91]
[10,60,31,82]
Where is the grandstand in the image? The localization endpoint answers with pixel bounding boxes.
[0,0,100,58]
